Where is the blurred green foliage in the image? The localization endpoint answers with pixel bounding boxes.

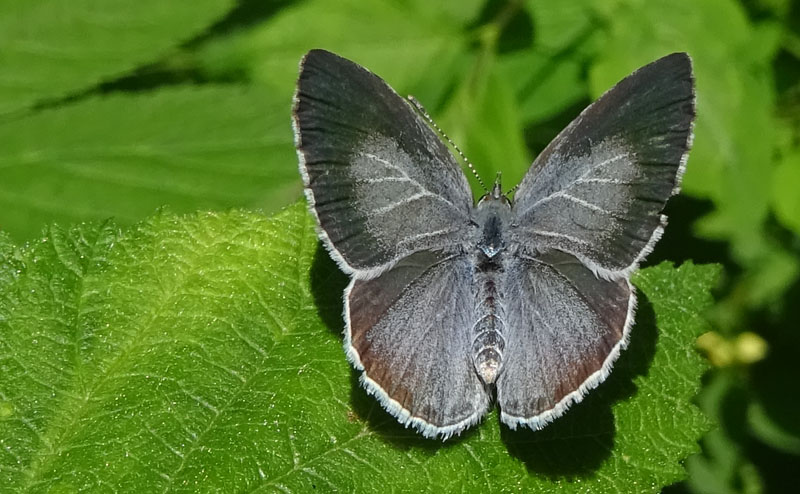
[0,0,798,491]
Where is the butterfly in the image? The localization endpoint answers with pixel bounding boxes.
[293,49,695,439]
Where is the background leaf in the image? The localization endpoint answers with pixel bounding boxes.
[0,86,298,241]
[0,203,718,492]
[772,150,800,235]
[194,0,481,112]
[441,56,531,196]
[0,0,234,117]
[588,0,780,268]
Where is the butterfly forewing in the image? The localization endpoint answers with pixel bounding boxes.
[510,53,695,277]
[294,49,474,277]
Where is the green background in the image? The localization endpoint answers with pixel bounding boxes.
[1,0,798,492]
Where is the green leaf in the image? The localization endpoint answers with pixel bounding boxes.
[440,57,531,198]
[772,149,800,235]
[502,0,604,126]
[1,202,719,491]
[0,86,299,241]
[0,0,234,117]
[685,371,763,494]
[194,0,480,111]
[498,48,589,124]
[526,0,600,52]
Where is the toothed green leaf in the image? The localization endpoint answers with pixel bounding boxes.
[1,202,719,492]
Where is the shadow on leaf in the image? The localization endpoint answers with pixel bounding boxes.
[310,244,349,335]
[310,243,661,475]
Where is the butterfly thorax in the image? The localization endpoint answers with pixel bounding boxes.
[475,181,512,258]
[471,184,511,385]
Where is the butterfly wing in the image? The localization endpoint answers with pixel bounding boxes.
[498,53,694,429]
[294,49,474,278]
[497,251,634,429]
[510,53,695,277]
[346,250,490,438]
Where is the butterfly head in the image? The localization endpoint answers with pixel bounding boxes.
[477,172,511,208]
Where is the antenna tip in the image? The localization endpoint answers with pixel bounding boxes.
[491,173,503,198]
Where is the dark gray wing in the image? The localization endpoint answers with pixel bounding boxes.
[511,53,695,277]
[497,251,634,430]
[294,49,473,278]
[346,250,490,438]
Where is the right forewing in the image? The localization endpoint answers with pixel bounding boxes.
[294,50,474,278]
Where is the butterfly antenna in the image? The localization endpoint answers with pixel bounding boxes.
[506,183,520,198]
[407,95,488,193]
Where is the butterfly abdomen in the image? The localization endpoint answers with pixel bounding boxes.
[472,255,506,385]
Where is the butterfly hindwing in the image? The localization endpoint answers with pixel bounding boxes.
[498,250,634,429]
[346,250,490,438]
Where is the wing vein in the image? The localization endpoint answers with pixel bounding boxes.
[521,228,591,246]
[396,227,462,248]
[521,154,628,215]
[372,191,437,215]
[358,151,463,216]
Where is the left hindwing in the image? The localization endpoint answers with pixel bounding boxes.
[346,250,490,438]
